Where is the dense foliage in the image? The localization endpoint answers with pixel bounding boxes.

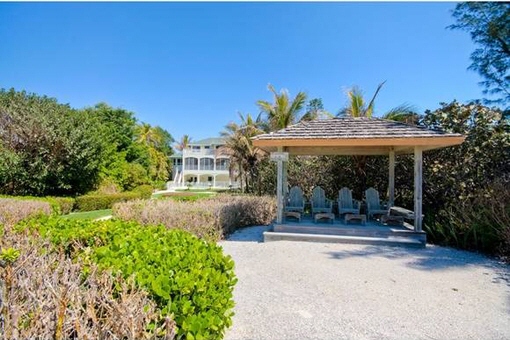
[420,102,510,255]
[113,195,276,241]
[0,89,174,197]
[0,202,173,339]
[450,2,510,107]
[20,217,237,339]
[0,89,105,196]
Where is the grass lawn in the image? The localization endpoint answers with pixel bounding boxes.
[62,209,112,220]
[153,191,216,201]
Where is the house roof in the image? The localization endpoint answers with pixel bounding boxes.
[252,117,465,155]
[191,137,226,146]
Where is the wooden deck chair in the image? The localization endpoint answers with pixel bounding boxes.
[365,187,389,220]
[311,186,333,215]
[338,187,360,216]
[285,186,305,213]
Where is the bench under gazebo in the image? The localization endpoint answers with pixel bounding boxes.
[252,117,465,247]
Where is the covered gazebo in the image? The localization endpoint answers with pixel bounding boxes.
[252,117,465,245]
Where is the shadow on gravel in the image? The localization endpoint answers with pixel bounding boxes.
[224,225,269,243]
[324,245,510,275]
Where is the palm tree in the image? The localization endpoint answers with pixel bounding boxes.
[338,81,386,118]
[382,104,419,124]
[257,84,307,131]
[220,112,265,193]
[338,82,418,197]
[135,123,162,148]
[174,134,192,152]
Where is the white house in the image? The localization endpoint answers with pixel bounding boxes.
[169,137,237,189]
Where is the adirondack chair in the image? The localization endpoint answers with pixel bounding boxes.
[365,187,389,220]
[311,186,333,215]
[285,186,305,213]
[337,187,360,216]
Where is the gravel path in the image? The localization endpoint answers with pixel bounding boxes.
[220,226,510,340]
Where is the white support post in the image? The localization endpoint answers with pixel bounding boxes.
[414,147,423,232]
[389,149,395,207]
[282,148,288,198]
[276,146,284,224]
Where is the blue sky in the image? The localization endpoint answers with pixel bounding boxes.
[0,2,482,141]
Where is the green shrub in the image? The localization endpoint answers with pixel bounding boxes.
[0,198,52,228]
[21,217,236,339]
[75,192,141,211]
[132,184,154,199]
[425,178,510,259]
[45,196,75,214]
[0,228,169,339]
[113,195,276,240]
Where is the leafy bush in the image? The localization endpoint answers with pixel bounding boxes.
[132,184,154,199]
[113,194,276,240]
[75,192,141,211]
[0,198,52,228]
[45,196,75,214]
[425,178,510,259]
[0,229,172,339]
[21,217,236,339]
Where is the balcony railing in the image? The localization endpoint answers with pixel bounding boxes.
[183,149,215,156]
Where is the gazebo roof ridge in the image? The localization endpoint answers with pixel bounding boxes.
[253,117,462,141]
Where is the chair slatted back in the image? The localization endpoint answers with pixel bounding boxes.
[365,187,381,210]
[338,187,354,209]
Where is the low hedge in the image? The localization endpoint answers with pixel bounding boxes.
[19,217,237,339]
[113,194,276,240]
[131,184,154,199]
[0,198,52,228]
[74,192,141,212]
[0,195,75,215]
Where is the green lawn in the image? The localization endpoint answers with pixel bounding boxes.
[153,191,215,201]
[62,209,112,220]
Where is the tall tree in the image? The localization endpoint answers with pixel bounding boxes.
[0,89,106,195]
[301,98,333,121]
[338,82,418,197]
[450,2,510,107]
[338,82,386,118]
[220,112,265,193]
[257,84,307,130]
[174,135,192,152]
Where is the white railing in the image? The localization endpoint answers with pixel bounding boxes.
[183,149,215,156]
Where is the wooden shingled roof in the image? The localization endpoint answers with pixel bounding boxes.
[252,117,465,155]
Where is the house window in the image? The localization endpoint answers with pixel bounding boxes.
[208,176,213,182]
[200,158,214,171]
[215,158,229,171]
[184,158,198,170]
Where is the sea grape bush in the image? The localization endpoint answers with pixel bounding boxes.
[0,229,172,339]
[113,194,276,240]
[21,217,237,339]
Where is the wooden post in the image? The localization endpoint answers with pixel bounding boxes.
[282,147,288,198]
[414,147,423,232]
[276,147,284,224]
[389,148,395,207]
